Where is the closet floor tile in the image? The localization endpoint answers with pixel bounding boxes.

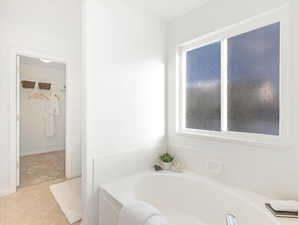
[20,151,65,188]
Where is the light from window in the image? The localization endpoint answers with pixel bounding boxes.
[186,42,221,131]
[227,23,280,135]
[182,22,280,136]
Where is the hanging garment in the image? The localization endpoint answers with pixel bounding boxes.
[43,113,55,137]
[43,95,60,137]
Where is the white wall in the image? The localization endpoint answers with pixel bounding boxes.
[20,60,66,156]
[167,0,299,199]
[291,0,299,202]
[0,0,81,196]
[82,0,166,224]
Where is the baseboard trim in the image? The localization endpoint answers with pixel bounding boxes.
[0,188,14,197]
[66,172,82,179]
[20,147,65,156]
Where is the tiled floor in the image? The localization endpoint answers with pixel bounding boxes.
[0,179,81,225]
[20,151,65,187]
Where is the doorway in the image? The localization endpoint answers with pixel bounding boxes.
[17,55,67,188]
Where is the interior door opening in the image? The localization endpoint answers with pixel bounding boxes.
[17,55,67,188]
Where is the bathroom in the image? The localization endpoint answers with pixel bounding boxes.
[82,0,298,225]
[0,0,298,225]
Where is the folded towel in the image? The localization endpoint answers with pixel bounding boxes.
[270,200,299,212]
[145,215,169,225]
[118,201,169,225]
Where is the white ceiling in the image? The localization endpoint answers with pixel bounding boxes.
[20,56,66,71]
[124,0,209,22]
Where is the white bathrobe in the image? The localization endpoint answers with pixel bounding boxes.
[43,95,60,137]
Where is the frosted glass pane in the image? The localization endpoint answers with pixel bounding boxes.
[186,42,221,131]
[227,23,280,135]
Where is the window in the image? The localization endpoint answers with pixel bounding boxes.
[227,23,280,135]
[178,21,286,143]
[186,42,221,131]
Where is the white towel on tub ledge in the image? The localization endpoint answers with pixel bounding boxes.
[118,201,169,225]
[144,215,169,225]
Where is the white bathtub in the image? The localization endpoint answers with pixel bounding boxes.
[99,171,295,225]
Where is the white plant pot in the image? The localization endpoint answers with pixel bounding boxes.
[162,162,172,170]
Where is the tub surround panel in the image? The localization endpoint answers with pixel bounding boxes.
[91,145,165,225]
[99,190,120,225]
[93,146,165,190]
[169,144,298,199]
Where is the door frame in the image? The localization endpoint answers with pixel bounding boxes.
[10,48,71,192]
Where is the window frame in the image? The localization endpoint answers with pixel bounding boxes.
[176,7,291,148]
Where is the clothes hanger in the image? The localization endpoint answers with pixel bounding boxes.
[39,93,50,100]
[28,83,49,100]
[29,93,49,100]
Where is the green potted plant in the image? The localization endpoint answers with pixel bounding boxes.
[160,153,174,170]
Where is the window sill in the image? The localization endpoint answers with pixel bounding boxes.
[175,129,291,150]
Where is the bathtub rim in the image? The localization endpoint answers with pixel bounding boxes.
[99,170,297,225]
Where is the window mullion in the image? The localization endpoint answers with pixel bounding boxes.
[221,39,228,132]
